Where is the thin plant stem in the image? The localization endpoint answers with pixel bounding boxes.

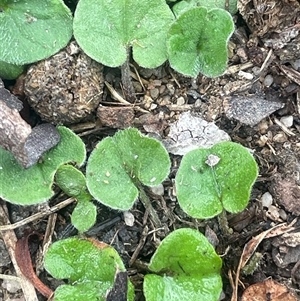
[121,47,136,103]
[217,209,233,236]
[136,182,162,228]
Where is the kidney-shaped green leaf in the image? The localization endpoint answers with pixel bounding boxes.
[167,7,234,78]
[0,0,73,64]
[44,237,134,301]
[86,128,171,211]
[144,228,222,301]
[175,141,258,219]
[55,164,87,197]
[73,0,174,68]
[0,126,86,205]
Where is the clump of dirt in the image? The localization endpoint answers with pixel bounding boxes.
[24,41,104,125]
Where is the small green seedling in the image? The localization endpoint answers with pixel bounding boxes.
[44,236,135,301]
[175,141,258,219]
[144,228,223,301]
[167,7,234,77]
[86,128,171,223]
[55,165,96,232]
[73,0,174,69]
[0,126,86,205]
[0,0,72,78]
[73,0,174,101]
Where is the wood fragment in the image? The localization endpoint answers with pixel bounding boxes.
[129,226,148,266]
[0,200,38,301]
[0,197,75,231]
[0,84,60,168]
[279,65,300,86]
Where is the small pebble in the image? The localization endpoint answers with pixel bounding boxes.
[132,81,143,93]
[143,95,153,110]
[194,99,202,108]
[152,79,162,86]
[257,120,269,134]
[150,184,164,196]
[281,78,289,88]
[159,95,171,106]
[257,135,268,147]
[149,103,157,110]
[266,205,280,221]
[238,70,253,80]
[150,88,159,99]
[176,96,185,106]
[166,83,175,95]
[285,83,298,94]
[264,74,273,87]
[159,85,166,94]
[279,209,287,221]
[280,115,293,128]
[2,279,21,293]
[261,192,273,208]
[252,66,261,76]
[191,78,198,89]
[273,132,288,143]
[292,59,300,70]
[123,211,135,226]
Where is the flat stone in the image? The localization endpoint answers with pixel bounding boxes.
[224,94,283,126]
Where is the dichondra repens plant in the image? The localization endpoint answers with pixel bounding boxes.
[0,1,245,299]
[0,127,258,300]
[0,0,235,82]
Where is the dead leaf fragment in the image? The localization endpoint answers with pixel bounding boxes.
[270,175,300,216]
[241,279,297,301]
[15,233,53,298]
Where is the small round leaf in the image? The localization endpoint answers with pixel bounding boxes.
[44,237,134,301]
[167,7,234,77]
[86,128,171,211]
[144,228,222,301]
[0,0,73,64]
[55,165,87,197]
[71,200,97,233]
[175,141,258,219]
[73,0,174,68]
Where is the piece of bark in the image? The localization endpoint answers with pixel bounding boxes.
[0,100,61,168]
[0,99,32,165]
[0,200,38,301]
[0,79,23,111]
[24,123,61,168]
[0,81,61,168]
[97,105,135,128]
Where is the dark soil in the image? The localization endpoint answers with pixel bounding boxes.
[1,0,300,300]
